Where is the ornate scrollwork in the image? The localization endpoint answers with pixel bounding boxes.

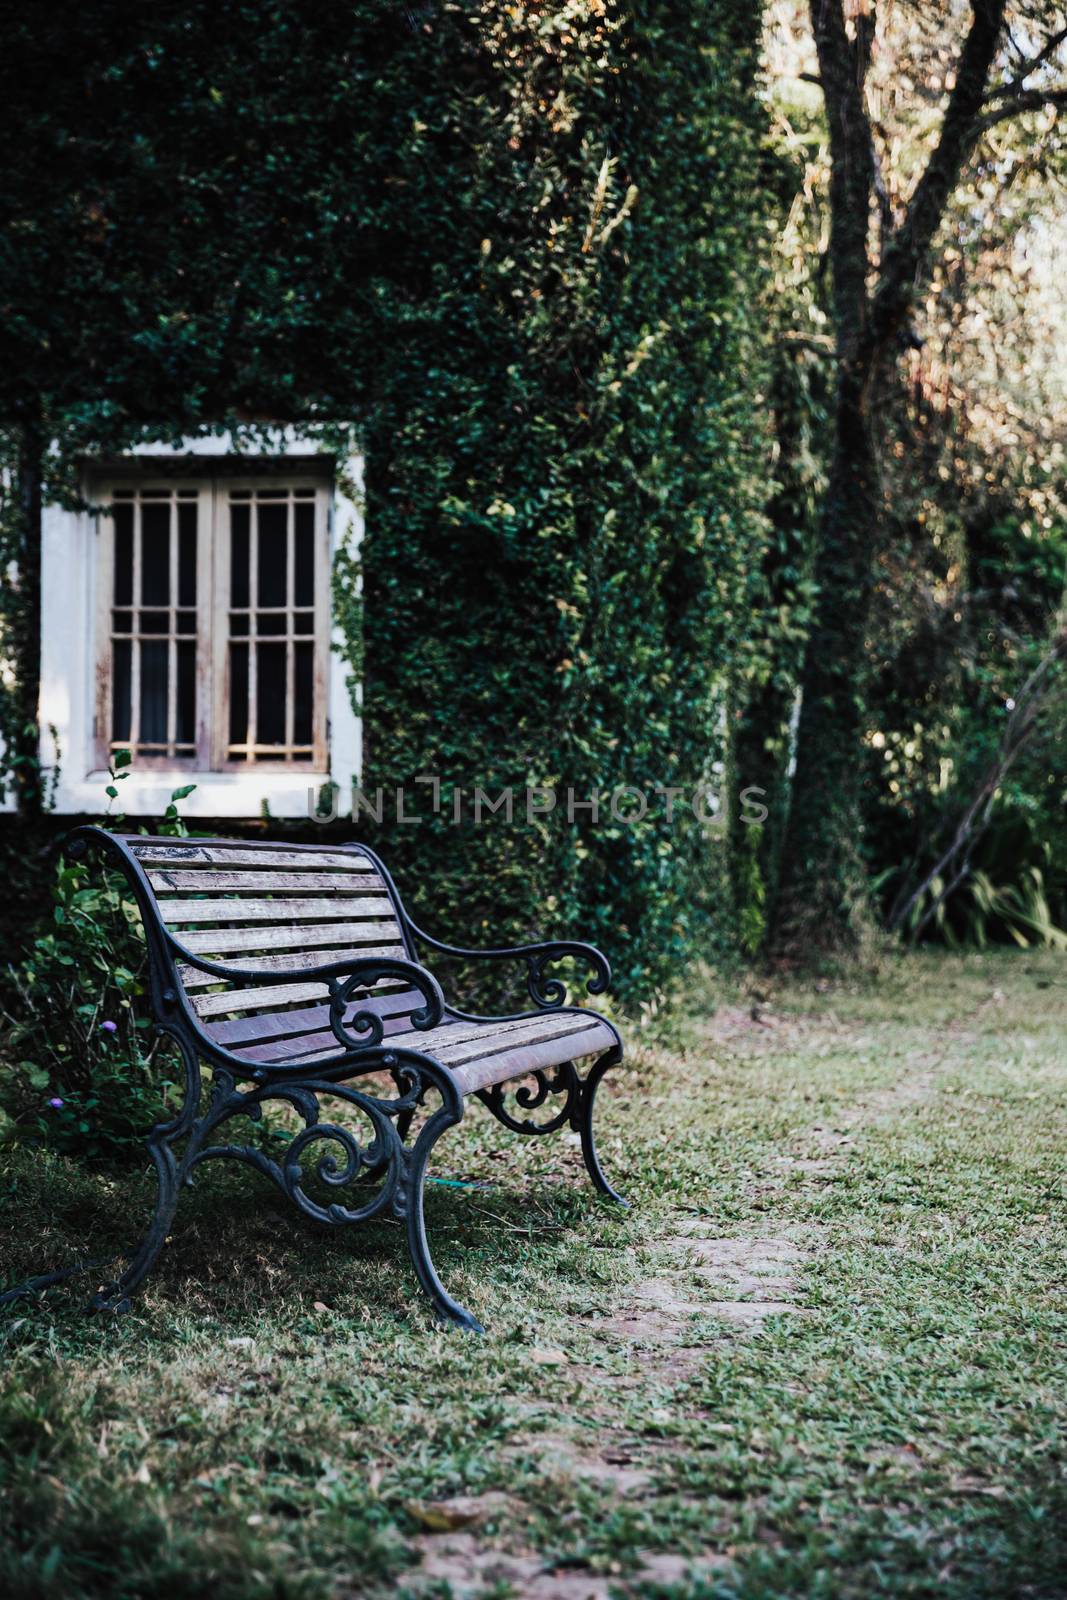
[323,960,443,1050]
[525,943,611,1009]
[479,1062,579,1135]
[189,1068,430,1225]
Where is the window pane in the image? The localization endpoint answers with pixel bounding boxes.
[141,503,170,605]
[294,642,313,746]
[256,643,286,744]
[140,640,168,744]
[294,610,314,634]
[229,611,249,636]
[230,504,249,608]
[112,639,131,742]
[294,501,315,606]
[178,501,197,606]
[113,503,133,606]
[112,610,132,635]
[177,640,196,745]
[140,610,169,634]
[256,613,285,636]
[257,502,287,608]
[229,642,248,751]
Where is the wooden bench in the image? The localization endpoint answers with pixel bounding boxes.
[66,827,626,1331]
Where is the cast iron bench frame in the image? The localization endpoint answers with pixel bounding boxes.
[65,827,626,1332]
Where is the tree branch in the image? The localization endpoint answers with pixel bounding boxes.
[890,621,1067,937]
[809,0,877,352]
[974,85,1067,133]
[983,22,1067,103]
[868,0,1007,356]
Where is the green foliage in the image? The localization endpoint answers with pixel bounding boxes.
[0,1,771,1000]
[895,801,1067,953]
[356,1,771,997]
[0,856,157,1161]
[0,775,196,1161]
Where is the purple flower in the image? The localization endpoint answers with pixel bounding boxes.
[48,1097,65,1109]
[100,1020,118,1035]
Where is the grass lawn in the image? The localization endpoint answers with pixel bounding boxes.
[1,949,1065,1599]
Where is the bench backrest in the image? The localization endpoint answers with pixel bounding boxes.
[119,836,424,1067]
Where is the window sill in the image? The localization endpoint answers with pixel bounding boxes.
[49,770,336,820]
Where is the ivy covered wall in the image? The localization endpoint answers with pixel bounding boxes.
[358,3,770,998]
[0,1,770,1002]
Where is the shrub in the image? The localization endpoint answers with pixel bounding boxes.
[0,775,194,1161]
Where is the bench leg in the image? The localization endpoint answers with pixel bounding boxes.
[89,1033,201,1314]
[401,1104,483,1334]
[89,1142,182,1313]
[575,1048,628,1206]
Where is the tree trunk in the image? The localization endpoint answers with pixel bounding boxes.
[766,0,1011,961]
[772,366,880,953]
[12,419,44,819]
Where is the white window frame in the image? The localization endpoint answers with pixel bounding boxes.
[33,428,362,818]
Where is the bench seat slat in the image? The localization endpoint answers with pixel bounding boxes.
[130,843,373,871]
[191,975,407,1018]
[206,989,426,1050]
[277,1018,613,1081]
[178,944,409,989]
[148,869,385,895]
[176,920,405,956]
[162,897,395,925]
[422,1014,606,1065]
[451,1022,616,1095]
[226,1009,609,1072]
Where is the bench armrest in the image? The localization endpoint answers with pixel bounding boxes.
[168,943,446,1050]
[403,920,610,1010]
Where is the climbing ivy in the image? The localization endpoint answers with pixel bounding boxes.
[0,1,770,1003]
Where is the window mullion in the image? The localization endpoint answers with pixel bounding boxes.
[130,497,142,752]
[314,486,329,769]
[201,483,215,769]
[249,498,258,756]
[285,493,295,754]
[167,493,178,755]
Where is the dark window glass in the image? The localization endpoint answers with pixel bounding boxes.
[230,504,250,608]
[229,612,249,636]
[229,643,248,751]
[256,613,285,636]
[256,643,286,744]
[140,640,168,744]
[112,640,131,742]
[112,610,132,635]
[294,501,315,606]
[139,611,169,634]
[177,641,196,745]
[293,610,314,635]
[113,503,133,606]
[257,503,287,608]
[141,503,170,605]
[178,501,197,606]
[294,642,313,746]
[176,609,196,635]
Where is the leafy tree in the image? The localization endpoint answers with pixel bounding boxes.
[766,0,1067,956]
